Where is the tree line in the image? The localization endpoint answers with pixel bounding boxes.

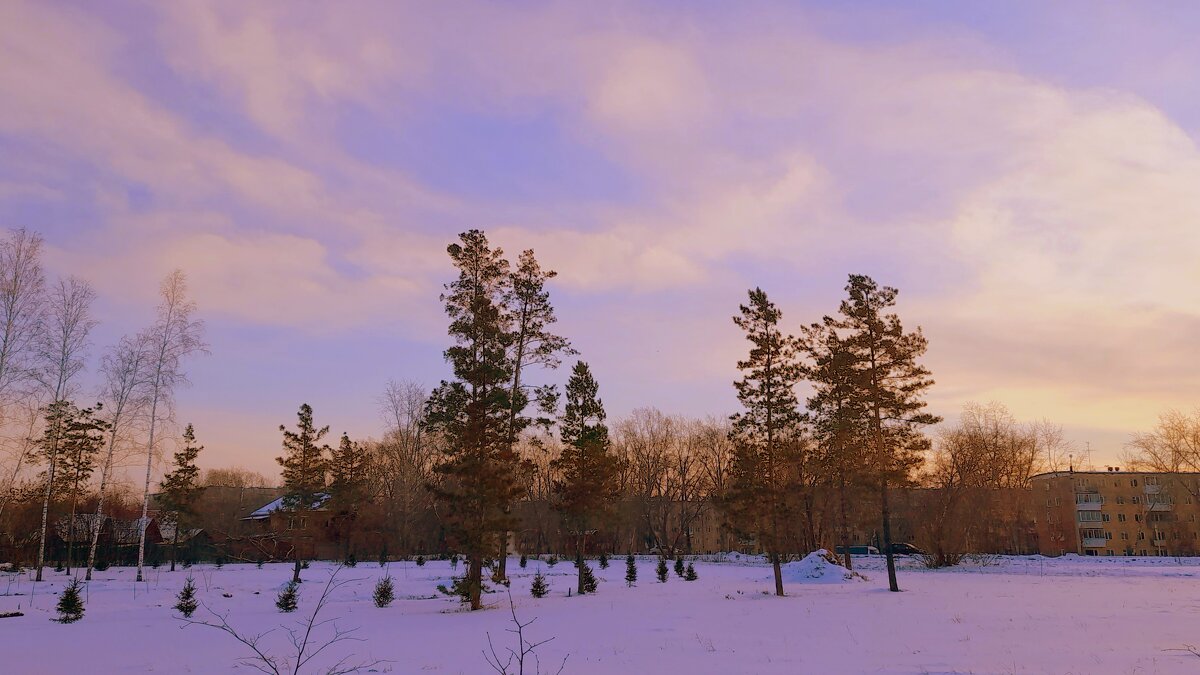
[0,228,206,583]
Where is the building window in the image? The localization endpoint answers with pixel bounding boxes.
[1145,476,1160,486]
[1118,514,1127,522]
[1132,496,1140,504]
[1077,511,1102,523]
[1116,496,1125,505]
[1120,532,1128,540]
[1131,479,1138,487]
[1135,514,1143,522]
[1138,532,1145,540]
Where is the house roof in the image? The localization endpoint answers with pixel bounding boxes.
[243,493,330,520]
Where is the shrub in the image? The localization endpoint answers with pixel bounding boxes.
[373,576,395,608]
[674,557,685,578]
[684,563,698,581]
[93,560,109,572]
[415,555,426,567]
[625,553,637,587]
[519,554,527,569]
[546,555,558,568]
[344,553,357,568]
[598,552,609,569]
[656,558,669,583]
[175,576,198,618]
[276,580,299,613]
[55,578,84,623]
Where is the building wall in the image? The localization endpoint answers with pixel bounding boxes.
[1032,471,1200,556]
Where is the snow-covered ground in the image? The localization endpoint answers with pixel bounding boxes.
[4,553,1200,674]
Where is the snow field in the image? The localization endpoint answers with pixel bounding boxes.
[2,555,1200,673]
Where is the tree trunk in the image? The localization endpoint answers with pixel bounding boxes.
[136,387,161,583]
[771,550,784,597]
[171,526,179,572]
[468,555,483,610]
[839,475,853,571]
[881,479,899,592]
[34,433,60,582]
[86,432,120,581]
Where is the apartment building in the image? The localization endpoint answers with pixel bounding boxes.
[1032,469,1200,556]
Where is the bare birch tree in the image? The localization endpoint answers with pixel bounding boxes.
[33,276,96,581]
[86,333,149,579]
[0,228,46,518]
[136,270,206,582]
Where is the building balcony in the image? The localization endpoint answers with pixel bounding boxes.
[1144,484,1162,495]
[1152,539,1168,548]
[1082,537,1108,548]
[1147,502,1173,512]
[1075,501,1103,511]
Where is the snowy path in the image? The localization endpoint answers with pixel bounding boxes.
[3,555,1199,674]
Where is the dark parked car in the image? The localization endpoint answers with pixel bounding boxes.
[835,545,879,555]
[888,542,925,555]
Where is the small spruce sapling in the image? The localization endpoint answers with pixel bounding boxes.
[55,578,85,623]
[546,555,558,568]
[415,555,426,567]
[256,558,264,569]
[175,576,198,617]
[276,580,299,613]
[656,557,669,583]
[674,557,685,578]
[378,547,388,567]
[530,570,549,598]
[373,576,395,608]
[344,552,357,568]
[685,563,698,581]
[598,552,609,569]
[579,563,598,594]
[519,554,527,569]
[625,553,637,587]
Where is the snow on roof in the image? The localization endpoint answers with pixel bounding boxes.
[243,493,330,520]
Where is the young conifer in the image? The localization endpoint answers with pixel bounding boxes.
[55,578,85,623]
[685,563,698,581]
[175,576,198,618]
[656,557,669,583]
[625,553,637,587]
[373,576,395,608]
[276,580,299,613]
[674,557,685,578]
[530,569,549,598]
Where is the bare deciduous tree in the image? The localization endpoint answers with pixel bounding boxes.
[136,270,206,582]
[86,333,149,580]
[33,276,96,582]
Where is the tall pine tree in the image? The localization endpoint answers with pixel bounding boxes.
[832,275,939,592]
[159,424,203,572]
[495,249,573,582]
[801,321,867,570]
[329,432,371,560]
[277,403,331,583]
[551,361,620,595]
[726,288,804,597]
[424,230,519,610]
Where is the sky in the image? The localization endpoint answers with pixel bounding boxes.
[3,1,1200,480]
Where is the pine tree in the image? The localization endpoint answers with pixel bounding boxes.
[329,433,371,562]
[519,554,527,569]
[801,322,867,571]
[578,562,598,594]
[424,230,521,611]
[674,557,685,578]
[276,580,299,613]
[625,553,637,587]
[159,424,203,572]
[55,577,84,623]
[598,551,609,569]
[726,288,805,597]
[530,569,549,598]
[277,403,331,584]
[831,275,940,592]
[656,557,668,583]
[175,576,198,618]
[496,249,574,583]
[551,361,620,596]
[373,576,395,608]
[415,555,426,567]
[685,563,698,581]
[56,402,109,574]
